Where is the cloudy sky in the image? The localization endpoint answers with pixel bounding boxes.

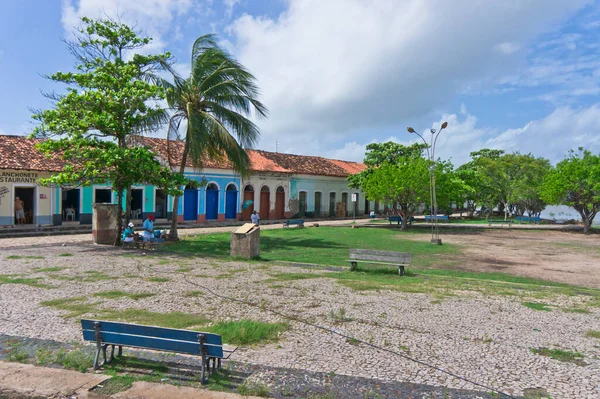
[1,0,600,165]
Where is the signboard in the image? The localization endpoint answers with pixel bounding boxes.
[351,193,357,202]
[39,194,47,199]
[0,171,38,183]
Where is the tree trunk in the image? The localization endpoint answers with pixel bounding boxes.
[168,144,190,242]
[583,217,592,234]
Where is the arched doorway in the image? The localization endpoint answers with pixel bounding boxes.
[275,186,285,219]
[314,192,322,217]
[242,185,254,221]
[329,192,336,217]
[205,183,219,220]
[260,186,270,220]
[341,192,348,217]
[225,184,238,219]
[299,191,307,217]
[183,182,198,221]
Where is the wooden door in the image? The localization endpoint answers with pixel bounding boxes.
[260,191,270,220]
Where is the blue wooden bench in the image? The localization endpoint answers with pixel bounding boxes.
[424,215,449,222]
[81,319,236,383]
[283,219,305,228]
[388,216,415,226]
[516,216,541,224]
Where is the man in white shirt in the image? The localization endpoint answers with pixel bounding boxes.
[250,210,260,225]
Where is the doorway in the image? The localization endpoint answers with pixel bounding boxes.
[314,192,322,217]
[62,188,80,221]
[341,193,348,217]
[155,190,167,219]
[275,186,285,219]
[329,192,336,217]
[184,183,198,221]
[225,184,238,219]
[205,183,219,220]
[242,185,254,221]
[260,186,270,220]
[364,198,370,215]
[95,188,112,204]
[15,187,35,224]
[131,189,143,219]
[298,191,307,217]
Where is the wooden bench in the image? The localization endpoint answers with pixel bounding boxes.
[348,249,412,276]
[388,216,415,226]
[81,319,236,383]
[488,219,514,226]
[516,216,541,224]
[424,215,449,222]
[283,219,305,228]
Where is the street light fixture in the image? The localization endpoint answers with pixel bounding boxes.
[407,122,448,245]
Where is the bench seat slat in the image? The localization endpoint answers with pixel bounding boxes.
[82,330,224,358]
[347,259,410,266]
[349,254,411,263]
[350,249,411,259]
[81,319,222,346]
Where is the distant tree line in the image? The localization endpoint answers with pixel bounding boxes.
[350,142,600,234]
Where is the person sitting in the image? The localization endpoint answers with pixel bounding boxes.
[122,222,135,243]
[142,215,155,241]
[369,210,375,219]
[250,210,260,225]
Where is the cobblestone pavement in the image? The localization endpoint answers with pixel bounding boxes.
[0,235,598,398]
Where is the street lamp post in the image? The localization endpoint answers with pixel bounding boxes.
[407,122,448,245]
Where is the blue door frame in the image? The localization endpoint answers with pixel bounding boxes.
[206,190,219,220]
[225,190,238,219]
[183,190,198,221]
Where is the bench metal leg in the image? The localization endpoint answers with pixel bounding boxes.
[399,265,405,276]
[350,261,358,271]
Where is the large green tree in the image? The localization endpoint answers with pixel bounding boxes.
[542,148,600,234]
[32,17,182,243]
[154,34,267,240]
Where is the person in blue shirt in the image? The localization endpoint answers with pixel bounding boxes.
[142,215,155,241]
[122,222,135,243]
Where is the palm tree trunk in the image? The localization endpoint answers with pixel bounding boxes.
[169,142,190,241]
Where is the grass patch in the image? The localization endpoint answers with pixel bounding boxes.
[206,320,288,345]
[48,271,114,283]
[237,381,270,397]
[176,266,194,272]
[54,348,94,372]
[0,275,52,288]
[523,302,552,311]
[266,273,324,282]
[146,277,170,283]
[5,255,44,260]
[93,291,155,300]
[530,347,586,366]
[33,267,64,273]
[184,291,205,297]
[563,307,591,314]
[586,330,600,339]
[102,309,207,329]
[59,253,73,257]
[39,297,101,318]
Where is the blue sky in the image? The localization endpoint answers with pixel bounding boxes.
[1,0,600,165]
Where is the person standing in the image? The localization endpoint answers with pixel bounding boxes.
[250,210,260,225]
[14,196,25,224]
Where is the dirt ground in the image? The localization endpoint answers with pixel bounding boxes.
[419,229,600,288]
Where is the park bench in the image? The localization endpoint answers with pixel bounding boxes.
[388,216,415,226]
[348,248,412,276]
[516,216,541,224]
[81,319,236,383]
[424,215,449,223]
[488,219,514,227]
[283,219,305,228]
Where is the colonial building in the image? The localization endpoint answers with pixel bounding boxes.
[0,135,369,226]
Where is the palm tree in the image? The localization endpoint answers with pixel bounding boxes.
[157,35,268,240]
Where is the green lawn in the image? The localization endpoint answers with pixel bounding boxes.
[170,226,458,268]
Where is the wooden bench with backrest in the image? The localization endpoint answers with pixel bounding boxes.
[488,219,514,226]
[516,216,541,224]
[388,216,415,226]
[348,249,412,276]
[424,215,449,222]
[81,319,236,383]
[283,219,305,228]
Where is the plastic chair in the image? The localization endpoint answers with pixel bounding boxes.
[65,208,75,221]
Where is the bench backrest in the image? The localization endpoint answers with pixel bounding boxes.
[81,319,224,358]
[287,219,304,224]
[349,249,412,264]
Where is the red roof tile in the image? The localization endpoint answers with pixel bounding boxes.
[0,135,64,172]
[328,159,367,175]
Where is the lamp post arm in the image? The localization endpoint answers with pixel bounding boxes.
[412,131,431,160]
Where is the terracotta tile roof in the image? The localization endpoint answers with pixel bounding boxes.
[252,150,349,177]
[138,137,234,169]
[247,150,292,173]
[0,135,64,172]
[328,159,367,175]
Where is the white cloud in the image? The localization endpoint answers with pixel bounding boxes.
[494,42,521,55]
[61,0,195,50]
[223,0,239,18]
[229,0,590,156]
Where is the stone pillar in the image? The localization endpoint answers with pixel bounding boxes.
[92,203,119,245]
[230,224,260,259]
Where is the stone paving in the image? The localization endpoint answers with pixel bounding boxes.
[0,230,599,398]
